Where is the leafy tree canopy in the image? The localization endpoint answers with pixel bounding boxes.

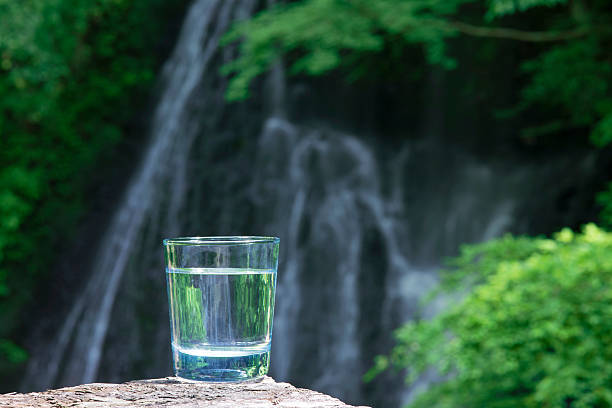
[222,0,612,227]
[222,0,611,145]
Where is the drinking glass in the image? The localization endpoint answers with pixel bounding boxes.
[163,236,279,382]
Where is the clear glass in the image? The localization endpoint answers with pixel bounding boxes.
[163,236,279,382]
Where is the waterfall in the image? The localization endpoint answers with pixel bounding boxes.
[249,121,517,403]
[22,0,257,390]
[22,0,569,406]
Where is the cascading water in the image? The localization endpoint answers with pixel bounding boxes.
[22,0,597,406]
[247,120,519,404]
[22,0,257,391]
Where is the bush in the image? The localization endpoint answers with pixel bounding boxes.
[367,224,612,407]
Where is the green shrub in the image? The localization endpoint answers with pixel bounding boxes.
[366,224,612,407]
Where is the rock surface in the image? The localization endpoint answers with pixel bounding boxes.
[0,376,370,407]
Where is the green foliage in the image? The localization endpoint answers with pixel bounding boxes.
[486,0,567,19]
[366,224,612,407]
[222,0,612,146]
[221,0,475,100]
[591,109,612,148]
[520,40,612,144]
[223,0,612,228]
[596,183,612,229]
[0,0,187,374]
[433,233,543,293]
[0,340,28,365]
[222,0,595,101]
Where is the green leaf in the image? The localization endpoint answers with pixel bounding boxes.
[486,0,567,20]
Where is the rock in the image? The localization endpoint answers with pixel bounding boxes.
[0,376,370,407]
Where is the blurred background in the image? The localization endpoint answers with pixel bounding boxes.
[1,0,612,407]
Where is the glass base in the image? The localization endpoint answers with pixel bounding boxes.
[173,347,270,382]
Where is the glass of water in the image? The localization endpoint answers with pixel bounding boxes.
[163,236,279,382]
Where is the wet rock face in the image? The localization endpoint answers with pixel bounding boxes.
[1,376,370,408]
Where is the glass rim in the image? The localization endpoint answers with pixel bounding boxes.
[163,236,280,246]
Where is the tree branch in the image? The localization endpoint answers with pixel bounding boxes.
[446,21,588,42]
